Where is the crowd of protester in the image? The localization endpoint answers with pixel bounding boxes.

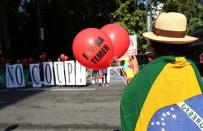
[0,49,154,88]
[0,51,72,87]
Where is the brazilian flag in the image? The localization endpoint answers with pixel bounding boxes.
[120,56,203,131]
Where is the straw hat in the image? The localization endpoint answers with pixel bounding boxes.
[143,12,198,44]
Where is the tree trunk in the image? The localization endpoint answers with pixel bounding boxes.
[0,5,11,57]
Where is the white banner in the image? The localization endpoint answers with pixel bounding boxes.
[43,62,55,86]
[29,64,41,88]
[3,61,110,88]
[6,64,25,88]
[54,62,65,85]
[75,61,86,85]
[107,68,111,83]
[64,61,75,85]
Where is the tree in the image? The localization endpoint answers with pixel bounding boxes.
[0,0,116,60]
[110,0,148,54]
[0,0,14,57]
[110,0,203,54]
[44,0,116,59]
[0,0,37,59]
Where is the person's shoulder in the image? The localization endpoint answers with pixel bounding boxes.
[136,57,165,74]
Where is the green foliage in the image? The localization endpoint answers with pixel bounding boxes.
[1,0,117,59]
[2,0,202,58]
[110,0,203,54]
[110,0,147,54]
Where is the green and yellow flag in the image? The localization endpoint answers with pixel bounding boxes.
[120,56,203,131]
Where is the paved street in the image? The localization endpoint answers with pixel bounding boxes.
[0,81,125,131]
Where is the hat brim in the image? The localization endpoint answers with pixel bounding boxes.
[143,32,198,44]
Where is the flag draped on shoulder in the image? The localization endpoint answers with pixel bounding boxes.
[148,95,203,131]
[120,56,203,131]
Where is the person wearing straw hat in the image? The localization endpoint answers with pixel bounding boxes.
[120,12,203,131]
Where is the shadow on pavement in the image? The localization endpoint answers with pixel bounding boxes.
[4,124,19,131]
[0,87,45,110]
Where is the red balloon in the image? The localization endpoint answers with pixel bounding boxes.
[101,23,130,58]
[64,55,69,61]
[40,51,47,61]
[28,57,34,64]
[60,53,65,61]
[22,58,28,67]
[72,28,114,69]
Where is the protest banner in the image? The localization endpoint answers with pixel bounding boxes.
[75,61,86,85]
[43,62,55,86]
[5,60,125,88]
[6,64,25,88]
[29,64,41,88]
[64,60,75,85]
[53,62,66,85]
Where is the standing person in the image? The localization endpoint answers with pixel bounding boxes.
[100,68,109,87]
[130,55,139,75]
[58,53,69,62]
[145,51,155,62]
[123,55,139,83]
[39,51,48,86]
[92,70,99,85]
[123,56,134,83]
[120,12,203,131]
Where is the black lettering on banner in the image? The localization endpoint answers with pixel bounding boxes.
[186,107,190,113]
[200,122,203,128]
[67,63,72,83]
[15,65,23,85]
[45,64,52,83]
[196,118,201,124]
[7,67,14,85]
[189,111,194,117]
[192,114,197,120]
[177,102,203,129]
[56,63,62,83]
[32,65,40,85]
